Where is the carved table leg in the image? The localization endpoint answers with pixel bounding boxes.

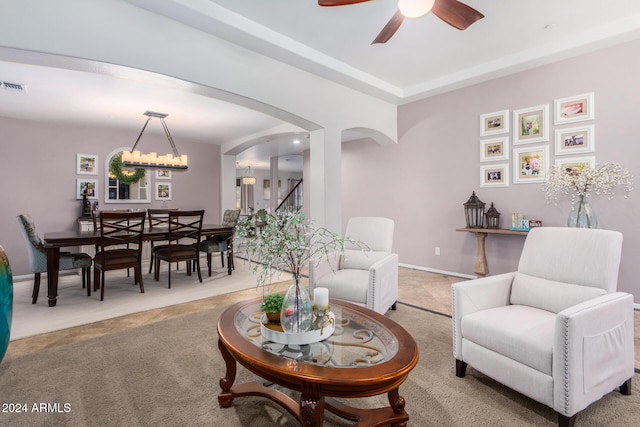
[388,388,408,427]
[300,381,324,426]
[217,338,237,408]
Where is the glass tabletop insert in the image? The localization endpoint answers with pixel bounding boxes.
[234,301,399,368]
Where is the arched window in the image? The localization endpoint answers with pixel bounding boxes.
[104,147,150,203]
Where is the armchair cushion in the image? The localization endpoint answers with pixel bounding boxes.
[341,249,388,270]
[510,272,607,314]
[462,304,555,375]
[314,269,369,305]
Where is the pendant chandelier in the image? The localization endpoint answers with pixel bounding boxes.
[121,111,188,170]
[241,165,256,185]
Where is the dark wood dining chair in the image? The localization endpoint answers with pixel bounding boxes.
[147,208,173,274]
[154,210,204,288]
[93,211,146,301]
[196,208,240,276]
[92,209,132,282]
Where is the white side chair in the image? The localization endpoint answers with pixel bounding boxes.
[309,217,398,314]
[452,227,634,427]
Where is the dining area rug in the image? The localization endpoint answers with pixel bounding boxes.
[1,293,637,426]
[9,262,260,340]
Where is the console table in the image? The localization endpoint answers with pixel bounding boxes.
[456,228,528,277]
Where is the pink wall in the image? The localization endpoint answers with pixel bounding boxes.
[0,117,222,276]
[342,39,640,298]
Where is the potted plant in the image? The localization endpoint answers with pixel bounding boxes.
[260,293,285,323]
[234,210,362,333]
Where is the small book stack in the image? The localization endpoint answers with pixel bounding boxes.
[510,213,530,231]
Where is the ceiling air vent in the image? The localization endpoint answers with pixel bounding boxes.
[1,81,27,93]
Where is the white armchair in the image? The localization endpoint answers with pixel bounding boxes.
[309,217,398,314]
[452,227,634,427]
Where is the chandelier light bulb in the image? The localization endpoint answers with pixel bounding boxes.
[398,0,435,19]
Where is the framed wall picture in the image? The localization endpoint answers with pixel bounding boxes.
[480,164,509,187]
[555,125,595,155]
[263,179,270,200]
[155,182,172,201]
[513,104,549,144]
[155,169,172,179]
[76,179,98,200]
[263,179,281,200]
[480,136,509,162]
[554,92,594,124]
[513,145,549,184]
[554,156,596,171]
[76,153,98,175]
[479,110,509,136]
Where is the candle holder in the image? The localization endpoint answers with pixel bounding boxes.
[312,304,333,333]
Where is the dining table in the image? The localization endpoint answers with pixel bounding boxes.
[43,224,234,307]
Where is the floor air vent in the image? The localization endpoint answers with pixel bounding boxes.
[1,81,26,93]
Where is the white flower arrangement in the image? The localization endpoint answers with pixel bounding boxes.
[233,210,361,288]
[542,162,633,204]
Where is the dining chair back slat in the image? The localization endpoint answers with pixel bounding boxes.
[147,208,174,274]
[99,212,145,248]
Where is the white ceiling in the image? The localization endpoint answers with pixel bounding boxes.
[2,0,640,172]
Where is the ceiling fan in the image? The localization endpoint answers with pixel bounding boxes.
[318,0,484,44]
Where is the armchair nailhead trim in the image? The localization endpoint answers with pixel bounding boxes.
[561,316,571,414]
[368,269,376,310]
[452,289,458,356]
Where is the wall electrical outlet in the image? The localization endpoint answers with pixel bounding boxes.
[435,247,441,256]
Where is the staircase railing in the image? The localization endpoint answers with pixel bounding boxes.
[276,179,303,214]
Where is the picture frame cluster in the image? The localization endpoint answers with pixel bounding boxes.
[478,92,595,187]
[75,152,175,202]
[155,169,172,201]
[75,153,98,200]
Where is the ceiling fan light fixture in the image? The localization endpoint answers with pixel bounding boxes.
[398,0,435,19]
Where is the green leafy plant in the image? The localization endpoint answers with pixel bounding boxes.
[259,293,285,313]
[234,210,364,288]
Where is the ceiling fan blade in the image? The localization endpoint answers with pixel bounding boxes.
[432,0,484,30]
[318,0,373,6]
[371,10,405,44]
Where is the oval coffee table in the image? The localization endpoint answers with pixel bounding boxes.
[217,297,419,426]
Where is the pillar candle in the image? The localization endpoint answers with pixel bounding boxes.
[314,287,329,309]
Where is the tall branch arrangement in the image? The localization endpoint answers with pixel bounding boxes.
[234,211,362,288]
[542,162,633,204]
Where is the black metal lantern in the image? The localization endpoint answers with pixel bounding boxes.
[463,191,485,229]
[485,202,501,229]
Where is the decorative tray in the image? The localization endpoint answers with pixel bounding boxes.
[260,312,335,345]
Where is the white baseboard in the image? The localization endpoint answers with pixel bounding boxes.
[399,263,476,280]
[399,263,640,311]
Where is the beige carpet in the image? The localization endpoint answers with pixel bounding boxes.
[0,295,637,427]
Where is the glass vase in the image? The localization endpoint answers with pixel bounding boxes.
[280,276,312,334]
[568,195,598,229]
